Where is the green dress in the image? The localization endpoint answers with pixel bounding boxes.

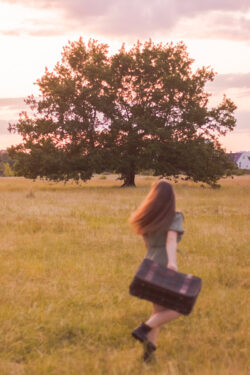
[143,212,184,267]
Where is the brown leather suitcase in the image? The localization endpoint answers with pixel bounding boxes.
[129,258,202,315]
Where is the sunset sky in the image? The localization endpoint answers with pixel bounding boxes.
[0,0,250,151]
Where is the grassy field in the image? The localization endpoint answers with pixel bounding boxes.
[0,175,249,375]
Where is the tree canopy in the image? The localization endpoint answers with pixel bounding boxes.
[9,38,237,186]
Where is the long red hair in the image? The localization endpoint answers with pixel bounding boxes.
[130,180,175,235]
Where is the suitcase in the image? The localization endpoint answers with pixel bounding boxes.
[129,258,202,315]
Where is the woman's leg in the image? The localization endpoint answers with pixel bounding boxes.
[143,305,181,362]
[146,306,181,330]
[146,303,166,345]
[132,304,181,347]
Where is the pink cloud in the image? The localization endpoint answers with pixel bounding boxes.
[211,73,250,90]
[0,120,10,134]
[0,97,27,109]
[2,0,250,40]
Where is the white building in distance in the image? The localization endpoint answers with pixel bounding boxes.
[231,151,250,170]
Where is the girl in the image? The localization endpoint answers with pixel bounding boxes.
[129,180,184,362]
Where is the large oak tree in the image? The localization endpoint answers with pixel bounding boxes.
[9,38,236,186]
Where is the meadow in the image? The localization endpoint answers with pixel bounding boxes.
[0,175,249,375]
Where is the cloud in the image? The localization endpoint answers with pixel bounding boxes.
[235,110,250,131]
[2,0,250,39]
[0,98,27,110]
[209,73,250,90]
[60,1,250,39]
[0,120,11,134]
[0,99,27,135]
[178,12,250,42]
[8,0,249,17]
[175,0,250,15]
[0,98,27,135]
[206,74,250,113]
[1,29,21,36]
[1,27,66,37]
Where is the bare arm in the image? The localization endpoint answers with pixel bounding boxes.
[166,230,178,271]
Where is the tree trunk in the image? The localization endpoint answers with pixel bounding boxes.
[121,171,136,187]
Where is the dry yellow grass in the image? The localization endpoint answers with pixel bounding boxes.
[0,175,249,375]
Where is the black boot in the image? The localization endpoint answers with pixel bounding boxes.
[132,322,154,343]
[143,341,157,363]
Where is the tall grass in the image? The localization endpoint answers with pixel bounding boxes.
[0,175,249,375]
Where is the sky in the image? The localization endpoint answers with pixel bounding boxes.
[0,0,250,151]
